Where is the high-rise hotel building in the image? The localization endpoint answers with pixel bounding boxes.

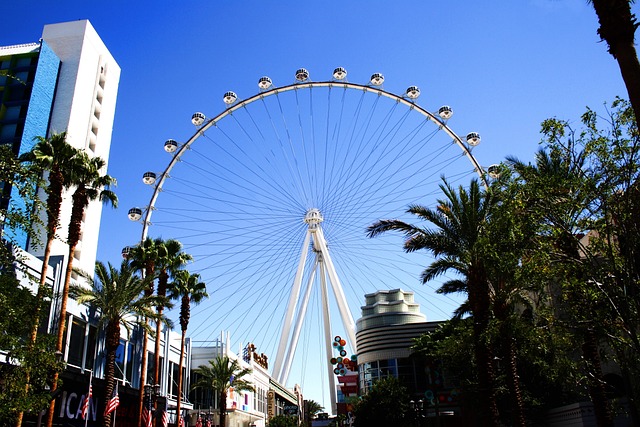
[0,20,120,277]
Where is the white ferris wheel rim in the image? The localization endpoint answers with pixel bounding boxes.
[139,80,486,239]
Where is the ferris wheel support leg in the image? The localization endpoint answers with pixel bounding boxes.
[273,230,312,382]
[320,260,338,415]
[281,255,319,384]
[316,228,357,352]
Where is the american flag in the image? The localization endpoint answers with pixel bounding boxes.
[81,374,92,420]
[206,418,211,427]
[104,383,120,415]
[196,415,202,427]
[142,406,153,427]
[162,410,169,427]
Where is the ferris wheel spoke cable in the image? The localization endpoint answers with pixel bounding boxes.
[293,87,315,205]
[194,134,304,211]
[219,113,306,207]
[273,92,311,206]
[230,113,311,211]
[323,104,402,221]
[325,111,423,223]
[190,238,300,341]
[324,94,380,206]
[324,89,368,203]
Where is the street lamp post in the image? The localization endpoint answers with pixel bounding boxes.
[144,384,161,426]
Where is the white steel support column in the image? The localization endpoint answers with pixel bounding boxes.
[281,254,319,384]
[314,227,357,351]
[273,229,312,381]
[320,257,337,415]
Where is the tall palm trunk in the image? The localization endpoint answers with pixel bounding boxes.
[17,168,64,427]
[138,329,150,427]
[138,263,154,427]
[591,0,640,126]
[104,321,120,427]
[153,271,168,385]
[176,294,190,427]
[582,326,614,427]
[469,271,500,427]
[502,327,526,427]
[176,329,186,427]
[29,167,63,344]
[45,185,87,427]
[220,390,228,427]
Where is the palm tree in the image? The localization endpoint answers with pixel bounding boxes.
[45,152,117,427]
[303,400,324,427]
[15,133,80,427]
[589,0,640,126]
[367,179,501,427]
[192,355,255,427]
[70,260,161,427]
[170,270,207,427]
[126,237,162,427]
[152,239,192,386]
[18,132,80,345]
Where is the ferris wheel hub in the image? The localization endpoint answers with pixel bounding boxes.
[304,208,323,229]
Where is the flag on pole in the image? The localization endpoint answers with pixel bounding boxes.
[162,410,169,427]
[104,383,120,415]
[142,407,153,427]
[81,373,93,420]
[196,415,202,427]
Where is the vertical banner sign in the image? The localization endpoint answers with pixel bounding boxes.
[267,390,275,419]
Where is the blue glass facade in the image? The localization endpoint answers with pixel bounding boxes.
[1,41,60,248]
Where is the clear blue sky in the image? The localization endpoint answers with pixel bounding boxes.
[2,0,636,410]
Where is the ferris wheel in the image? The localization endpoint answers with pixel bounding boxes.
[127,68,488,411]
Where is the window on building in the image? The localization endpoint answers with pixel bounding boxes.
[126,341,135,384]
[147,353,163,385]
[67,318,86,368]
[85,325,97,371]
[115,339,126,380]
[171,362,179,398]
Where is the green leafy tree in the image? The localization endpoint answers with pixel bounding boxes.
[46,152,117,427]
[516,99,640,423]
[510,155,614,426]
[507,108,625,426]
[367,179,501,426]
[170,270,207,427]
[268,414,298,427]
[352,376,411,427]
[192,355,255,427]
[0,272,64,425]
[71,260,162,427]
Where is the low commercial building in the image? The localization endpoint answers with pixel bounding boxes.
[189,333,302,427]
[355,289,462,421]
